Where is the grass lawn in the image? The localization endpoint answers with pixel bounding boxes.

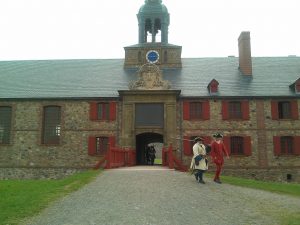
[205,173,300,225]
[0,169,101,225]
[216,174,300,197]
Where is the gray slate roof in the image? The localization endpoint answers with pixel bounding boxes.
[0,57,300,99]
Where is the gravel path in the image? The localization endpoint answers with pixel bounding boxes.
[22,166,300,225]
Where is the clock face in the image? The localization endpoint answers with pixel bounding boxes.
[146,50,159,64]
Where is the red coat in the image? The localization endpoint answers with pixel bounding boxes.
[210,141,228,165]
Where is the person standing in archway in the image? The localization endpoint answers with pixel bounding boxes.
[149,145,156,165]
[210,133,230,184]
[190,137,208,184]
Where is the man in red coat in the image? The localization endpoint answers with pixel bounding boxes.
[210,133,229,184]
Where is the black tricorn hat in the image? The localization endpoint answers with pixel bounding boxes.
[214,133,223,138]
[194,137,204,142]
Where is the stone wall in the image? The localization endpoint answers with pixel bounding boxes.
[1,98,299,182]
[0,100,117,171]
[0,167,86,180]
[179,99,300,182]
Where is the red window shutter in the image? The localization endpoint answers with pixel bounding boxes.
[293,136,300,155]
[243,136,252,156]
[242,101,250,120]
[222,136,231,155]
[291,100,299,120]
[88,136,96,156]
[203,101,210,120]
[222,101,229,120]
[183,136,192,156]
[109,102,117,121]
[109,136,116,148]
[183,101,190,120]
[271,101,279,120]
[90,102,98,120]
[273,136,281,156]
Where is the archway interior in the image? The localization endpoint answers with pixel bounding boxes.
[136,132,163,165]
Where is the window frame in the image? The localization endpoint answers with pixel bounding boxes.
[228,101,242,119]
[0,106,12,145]
[42,105,62,145]
[278,101,291,119]
[230,136,244,155]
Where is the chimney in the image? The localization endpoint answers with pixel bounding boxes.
[238,31,252,75]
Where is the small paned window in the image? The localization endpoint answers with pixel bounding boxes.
[42,106,61,144]
[278,101,291,119]
[97,103,109,120]
[280,136,294,155]
[190,102,203,120]
[230,136,244,154]
[0,106,12,144]
[228,101,242,119]
[96,137,109,155]
[138,51,142,63]
[164,50,168,63]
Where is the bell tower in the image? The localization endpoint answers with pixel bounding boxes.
[124,0,182,68]
[137,0,169,44]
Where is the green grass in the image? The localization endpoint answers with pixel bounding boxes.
[217,174,300,197]
[205,173,300,225]
[0,169,101,225]
[154,158,162,164]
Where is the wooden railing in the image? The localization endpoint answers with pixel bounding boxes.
[162,144,188,172]
[94,146,136,169]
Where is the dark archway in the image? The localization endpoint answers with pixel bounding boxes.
[136,133,163,165]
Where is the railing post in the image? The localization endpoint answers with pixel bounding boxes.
[168,144,174,169]
[106,144,112,169]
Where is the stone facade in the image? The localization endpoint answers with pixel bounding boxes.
[1,98,299,182]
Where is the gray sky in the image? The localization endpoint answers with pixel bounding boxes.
[0,0,299,60]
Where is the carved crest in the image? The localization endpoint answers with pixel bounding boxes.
[129,63,171,90]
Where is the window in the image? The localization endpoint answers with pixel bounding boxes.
[183,101,210,120]
[138,51,142,63]
[222,100,249,120]
[228,101,242,119]
[278,101,291,119]
[271,100,298,120]
[273,136,300,156]
[207,79,219,94]
[97,103,109,120]
[95,137,109,155]
[42,106,61,144]
[164,50,168,63]
[88,136,115,156]
[135,103,164,127]
[190,102,203,120]
[280,136,293,154]
[90,102,116,121]
[230,136,244,155]
[0,106,12,144]
[223,136,251,156]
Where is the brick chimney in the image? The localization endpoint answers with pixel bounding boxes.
[238,31,252,75]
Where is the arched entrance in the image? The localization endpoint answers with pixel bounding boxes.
[136,133,163,165]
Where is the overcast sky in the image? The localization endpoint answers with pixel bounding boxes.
[0,0,299,60]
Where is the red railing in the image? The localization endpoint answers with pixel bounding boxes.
[94,146,136,169]
[162,144,188,172]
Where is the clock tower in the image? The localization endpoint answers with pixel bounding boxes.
[124,0,182,68]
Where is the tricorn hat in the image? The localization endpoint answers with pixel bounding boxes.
[214,133,223,138]
[194,137,204,142]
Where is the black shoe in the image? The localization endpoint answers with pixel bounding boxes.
[214,179,222,184]
[199,180,205,184]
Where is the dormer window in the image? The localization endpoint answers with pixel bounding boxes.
[289,78,300,94]
[207,79,219,94]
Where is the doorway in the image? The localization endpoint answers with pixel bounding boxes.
[136,133,163,165]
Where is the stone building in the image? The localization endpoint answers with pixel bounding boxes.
[0,0,300,181]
